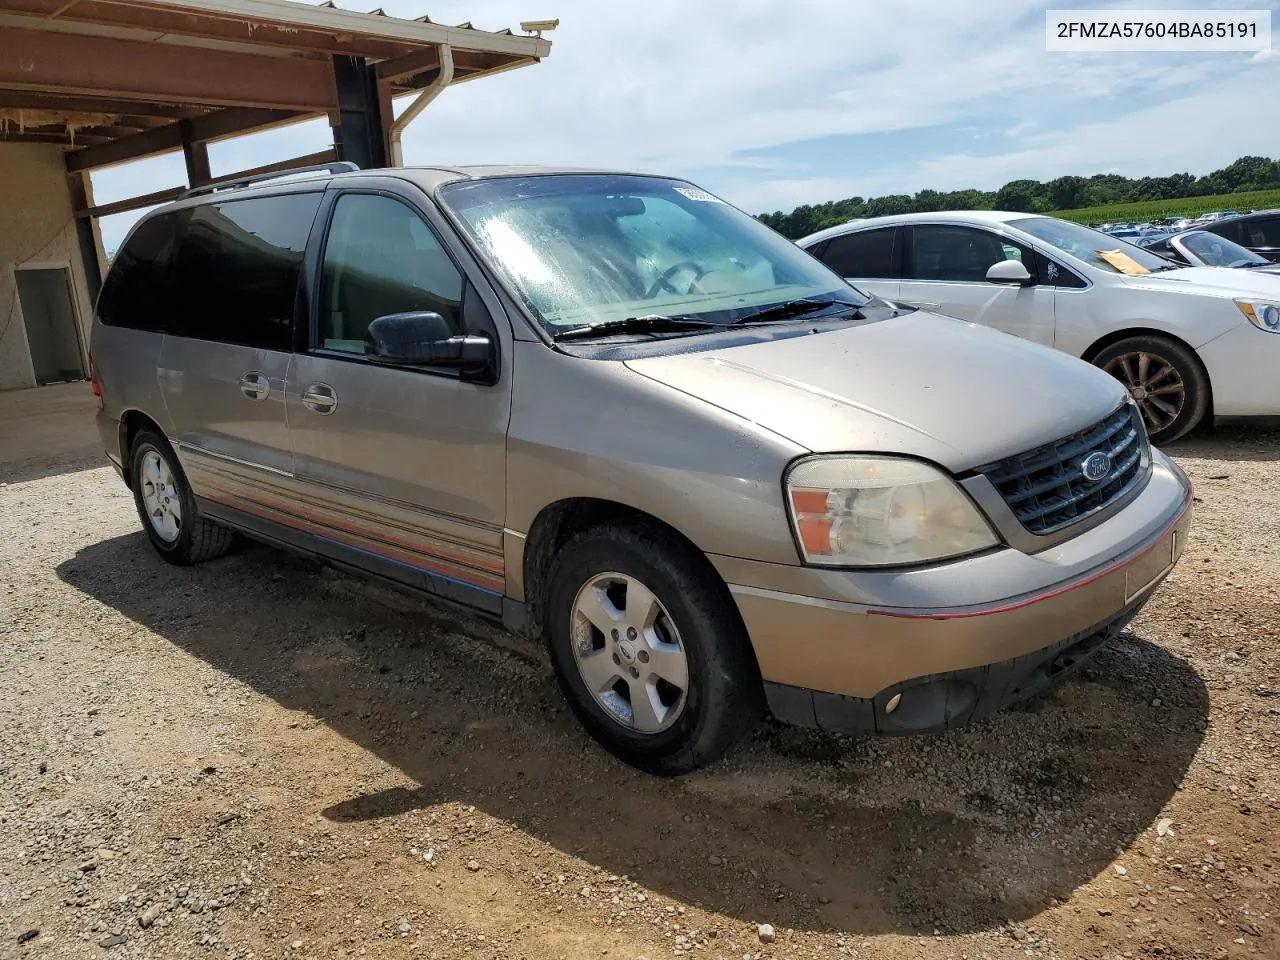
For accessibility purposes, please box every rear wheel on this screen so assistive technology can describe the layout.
[129,429,234,565]
[1093,335,1209,444]
[544,521,762,775]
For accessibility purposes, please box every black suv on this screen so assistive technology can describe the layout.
[1201,210,1280,263]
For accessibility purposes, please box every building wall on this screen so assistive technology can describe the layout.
[0,144,97,391]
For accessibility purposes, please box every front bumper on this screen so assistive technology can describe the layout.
[717,450,1192,734]
[1195,320,1280,417]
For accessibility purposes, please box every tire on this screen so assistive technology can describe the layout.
[544,520,762,775]
[1092,335,1210,444]
[129,429,234,566]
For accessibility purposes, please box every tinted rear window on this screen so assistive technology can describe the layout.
[1242,216,1280,248]
[97,211,189,331]
[168,193,321,350]
[818,227,898,278]
[1204,220,1241,244]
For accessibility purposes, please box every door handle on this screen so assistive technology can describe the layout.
[239,371,270,401]
[301,382,338,415]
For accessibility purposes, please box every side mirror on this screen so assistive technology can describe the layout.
[986,259,1033,285]
[366,311,492,371]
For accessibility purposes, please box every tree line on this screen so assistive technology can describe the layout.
[756,155,1280,239]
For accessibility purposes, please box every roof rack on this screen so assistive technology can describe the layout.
[180,161,360,199]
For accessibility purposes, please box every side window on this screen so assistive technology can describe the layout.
[97,211,189,331]
[318,193,463,354]
[1244,216,1280,248]
[1034,250,1086,288]
[910,226,1022,282]
[169,193,320,350]
[1208,220,1243,244]
[818,228,897,278]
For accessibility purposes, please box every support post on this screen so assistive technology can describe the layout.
[180,120,212,187]
[65,171,104,305]
[331,54,389,170]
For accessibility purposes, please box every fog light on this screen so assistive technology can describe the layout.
[885,692,902,714]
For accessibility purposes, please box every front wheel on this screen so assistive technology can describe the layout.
[1093,335,1209,444]
[544,521,762,775]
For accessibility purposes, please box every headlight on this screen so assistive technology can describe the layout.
[1236,299,1280,333]
[785,456,998,568]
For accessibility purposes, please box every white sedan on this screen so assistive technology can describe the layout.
[798,211,1280,442]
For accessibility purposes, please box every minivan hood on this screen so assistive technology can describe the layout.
[1128,265,1280,297]
[624,312,1128,473]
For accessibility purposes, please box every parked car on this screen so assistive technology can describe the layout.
[1144,230,1280,275]
[1107,227,1144,242]
[798,211,1280,442]
[1200,210,1280,263]
[91,166,1192,775]
[1136,229,1172,248]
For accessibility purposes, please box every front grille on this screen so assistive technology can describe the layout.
[982,403,1149,535]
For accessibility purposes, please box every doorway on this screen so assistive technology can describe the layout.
[16,266,85,385]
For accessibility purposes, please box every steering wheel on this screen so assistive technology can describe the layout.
[645,261,710,299]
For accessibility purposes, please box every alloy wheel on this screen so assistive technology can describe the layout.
[139,449,182,543]
[1102,351,1185,434]
[569,572,689,733]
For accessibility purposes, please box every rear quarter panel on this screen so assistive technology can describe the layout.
[89,319,171,459]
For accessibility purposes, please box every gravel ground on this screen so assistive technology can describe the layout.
[1,384,1277,960]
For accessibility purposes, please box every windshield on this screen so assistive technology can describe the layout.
[439,174,869,332]
[1179,231,1270,268]
[1011,216,1174,275]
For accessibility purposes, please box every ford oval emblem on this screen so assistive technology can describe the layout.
[1080,451,1112,483]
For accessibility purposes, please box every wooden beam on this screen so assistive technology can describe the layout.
[79,125,154,139]
[0,26,339,112]
[65,107,302,172]
[0,0,415,61]
[117,115,177,130]
[375,47,440,83]
[0,91,209,120]
[76,149,338,219]
[64,123,182,171]
[198,148,339,188]
[186,107,304,143]
[76,186,187,220]
[0,130,110,146]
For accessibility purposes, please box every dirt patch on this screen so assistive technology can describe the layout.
[1,397,1277,960]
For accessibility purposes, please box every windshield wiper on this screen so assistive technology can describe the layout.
[552,314,719,342]
[729,297,863,325]
[553,298,865,342]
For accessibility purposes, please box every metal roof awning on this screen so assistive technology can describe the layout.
[0,0,553,171]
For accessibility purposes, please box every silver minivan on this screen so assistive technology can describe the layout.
[90,164,1192,774]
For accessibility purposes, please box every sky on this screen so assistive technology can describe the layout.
[91,0,1280,250]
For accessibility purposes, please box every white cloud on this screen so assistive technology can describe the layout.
[720,61,1280,214]
[390,0,1200,171]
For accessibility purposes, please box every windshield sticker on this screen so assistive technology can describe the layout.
[674,186,723,203]
[1096,249,1151,275]
[1045,261,1060,281]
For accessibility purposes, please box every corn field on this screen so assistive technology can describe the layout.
[1051,189,1280,224]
